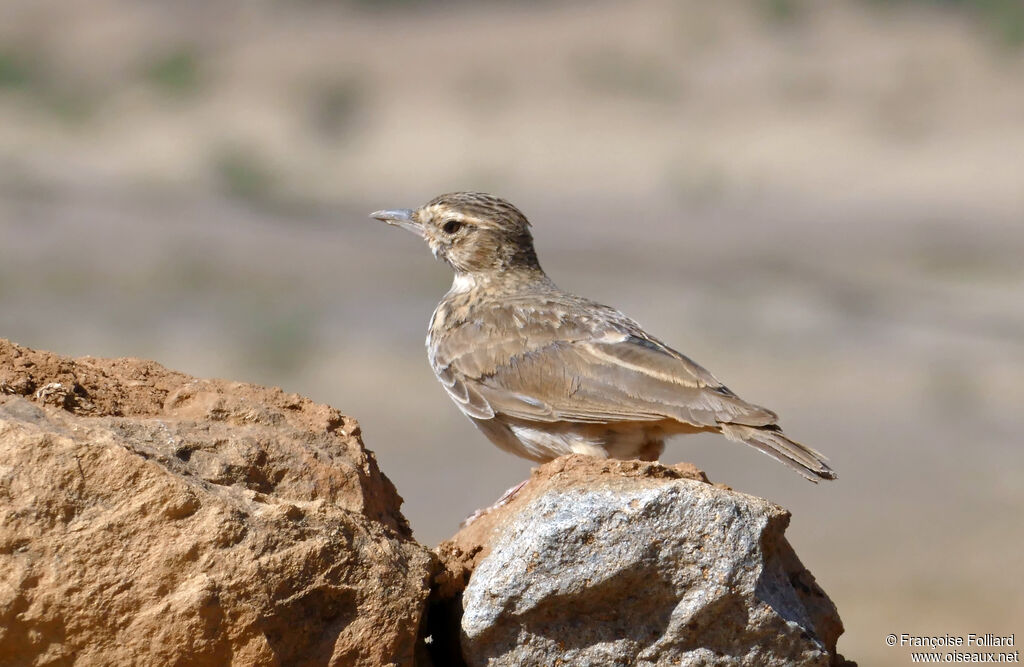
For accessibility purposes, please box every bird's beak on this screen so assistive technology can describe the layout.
[370,208,423,238]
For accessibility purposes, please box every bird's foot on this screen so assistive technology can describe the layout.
[460,479,529,528]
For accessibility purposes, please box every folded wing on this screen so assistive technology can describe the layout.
[431,298,777,429]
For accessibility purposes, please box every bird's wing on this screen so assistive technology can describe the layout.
[431,298,777,428]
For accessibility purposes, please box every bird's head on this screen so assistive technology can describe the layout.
[371,192,540,275]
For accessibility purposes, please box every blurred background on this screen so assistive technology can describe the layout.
[2,0,1022,663]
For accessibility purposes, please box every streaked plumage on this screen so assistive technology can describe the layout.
[371,192,836,482]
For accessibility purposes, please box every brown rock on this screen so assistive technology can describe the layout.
[0,339,434,666]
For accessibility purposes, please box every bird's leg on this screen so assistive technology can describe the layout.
[637,438,666,462]
[495,478,529,505]
[460,478,530,528]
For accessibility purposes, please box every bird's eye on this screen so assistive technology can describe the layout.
[442,220,463,235]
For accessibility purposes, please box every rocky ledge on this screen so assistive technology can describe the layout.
[431,456,850,666]
[0,339,850,666]
[0,339,434,665]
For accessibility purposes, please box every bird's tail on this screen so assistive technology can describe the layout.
[719,423,836,483]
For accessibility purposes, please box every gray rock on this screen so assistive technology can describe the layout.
[434,456,846,666]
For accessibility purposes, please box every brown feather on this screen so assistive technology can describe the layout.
[375,192,836,482]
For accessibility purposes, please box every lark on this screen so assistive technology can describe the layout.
[371,192,835,482]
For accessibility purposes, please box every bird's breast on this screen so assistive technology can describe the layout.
[426,290,478,371]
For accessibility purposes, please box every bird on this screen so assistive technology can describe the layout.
[370,192,836,482]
